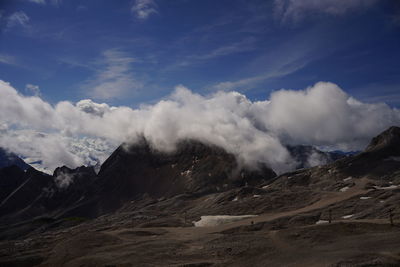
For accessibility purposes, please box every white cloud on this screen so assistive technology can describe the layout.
[0,127,117,174]
[131,0,158,20]
[25,84,41,97]
[55,171,74,188]
[0,80,399,173]
[76,99,113,117]
[83,49,142,100]
[274,0,378,24]
[6,11,30,29]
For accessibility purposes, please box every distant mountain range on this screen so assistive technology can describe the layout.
[0,137,362,223]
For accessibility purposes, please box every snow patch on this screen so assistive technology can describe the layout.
[232,196,239,202]
[194,215,257,227]
[262,185,270,189]
[316,220,329,225]
[343,177,352,182]
[384,156,400,162]
[253,195,261,198]
[373,185,398,190]
[360,196,372,200]
[339,186,350,192]
[342,214,354,219]
[180,170,192,176]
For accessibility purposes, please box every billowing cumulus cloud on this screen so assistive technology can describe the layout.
[76,99,113,117]
[0,80,399,173]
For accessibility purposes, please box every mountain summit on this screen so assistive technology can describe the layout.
[365,126,400,156]
[0,148,30,170]
[94,139,277,213]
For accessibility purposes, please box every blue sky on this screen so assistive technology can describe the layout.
[1,0,400,107]
[1,0,400,172]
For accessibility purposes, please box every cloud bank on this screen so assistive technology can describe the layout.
[0,80,399,173]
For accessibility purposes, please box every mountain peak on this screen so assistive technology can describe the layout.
[0,148,30,170]
[365,126,400,155]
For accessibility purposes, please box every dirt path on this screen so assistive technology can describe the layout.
[104,177,372,243]
[157,177,372,239]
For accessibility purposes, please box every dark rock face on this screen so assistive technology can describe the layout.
[0,165,27,204]
[94,139,276,213]
[0,147,30,170]
[0,165,98,223]
[0,167,53,219]
[53,165,96,189]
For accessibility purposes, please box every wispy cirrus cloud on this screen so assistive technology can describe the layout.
[83,49,142,100]
[0,54,18,66]
[25,84,41,97]
[131,0,158,20]
[165,38,258,71]
[190,38,257,61]
[210,28,322,91]
[210,60,308,92]
[28,0,62,6]
[29,0,46,5]
[6,11,30,30]
[274,0,378,24]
